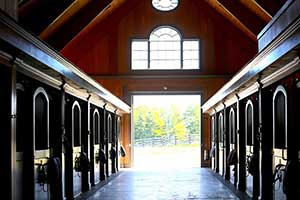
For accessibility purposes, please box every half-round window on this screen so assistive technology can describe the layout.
[152,0,179,11]
[150,27,181,69]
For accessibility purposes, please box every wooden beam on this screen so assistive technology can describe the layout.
[239,0,272,23]
[39,0,90,40]
[0,0,17,20]
[61,0,128,53]
[205,0,257,41]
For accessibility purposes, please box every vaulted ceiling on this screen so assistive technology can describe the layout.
[17,0,287,52]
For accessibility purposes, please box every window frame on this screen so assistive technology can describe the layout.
[130,26,201,71]
[272,85,288,149]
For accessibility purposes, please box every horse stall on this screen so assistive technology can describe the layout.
[217,112,225,177]
[227,106,237,186]
[106,112,113,177]
[15,72,63,200]
[115,116,121,171]
[90,105,102,186]
[99,108,107,181]
[210,115,216,172]
[202,1,300,199]
[0,11,130,200]
[64,96,89,199]
[243,95,260,199]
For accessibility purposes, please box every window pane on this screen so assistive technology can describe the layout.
[183,40,199,69]
[183,51,199,59]
[183,60,199,69]
[132,40,148,69]
[132,50,148,60]
[183,41,199,50]
[150,60,181,69]
[132,60,148,69]
[132,41,148,50]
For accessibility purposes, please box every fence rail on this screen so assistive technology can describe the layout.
[135,134,200,147]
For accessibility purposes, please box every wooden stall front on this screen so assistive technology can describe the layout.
[203,1,300,199]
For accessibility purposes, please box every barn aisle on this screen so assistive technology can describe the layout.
[85,168,241,200]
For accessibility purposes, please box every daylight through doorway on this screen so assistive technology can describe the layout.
[132,95,201,170]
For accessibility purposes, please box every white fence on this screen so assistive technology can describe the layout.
[135,134,200,147]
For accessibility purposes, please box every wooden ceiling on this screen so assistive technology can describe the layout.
[17,0,286,51]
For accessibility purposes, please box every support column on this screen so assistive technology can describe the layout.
[224,104,230,181]
[257,81,263,200]
[260,87,273,199]
[0,62,16,200]
[214,109,219,173]
[103,104,109,177]
[120,113,132,168]
[81,100,90,192]
[237,94,246,192]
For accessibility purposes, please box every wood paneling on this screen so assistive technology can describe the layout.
[61,0,257,76]
[93,77,230,102]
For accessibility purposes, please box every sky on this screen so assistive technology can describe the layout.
[133,95,201,110]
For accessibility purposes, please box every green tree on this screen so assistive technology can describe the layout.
[152,108,167,137]
[133,106,155,139]
[183,104,200,136]
[168,105,187,140]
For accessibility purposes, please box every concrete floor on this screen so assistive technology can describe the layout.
[85,168,240,200]
[134,146,201,170]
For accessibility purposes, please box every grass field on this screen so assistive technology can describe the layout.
[133,146,201,170]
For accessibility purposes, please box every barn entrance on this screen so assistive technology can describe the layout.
[132,95,201,170]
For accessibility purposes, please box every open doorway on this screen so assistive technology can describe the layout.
[132,95,201,170]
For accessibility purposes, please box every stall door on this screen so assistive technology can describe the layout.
[229,108,237,185]
[218,113,224,176]
[272,86,287,199]
[106,114,112,177]
[92,109,101,184]
[211,116,216,171]
[245,101,254,197]
[33,87,50,200]
[72,101,82,198]
[116,117,121,171]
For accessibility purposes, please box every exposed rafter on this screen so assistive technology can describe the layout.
[62,0,129,53]
[239,0,272,23]
[39,0,91,41]
[205,0,257,41]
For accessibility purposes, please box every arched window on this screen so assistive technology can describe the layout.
[72,101,81,147]
[152,0,179,11]
[218,113,224,144]
[93,109,100,145]
[245,100,254,146]
[131,26,200,70]
[33,87,49,151]
[229,108,235,144]
[117,117,121,139]
[273,86,287,149]
[150,27,181,69]
[211,116,215,142]
[107,114,112,143]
